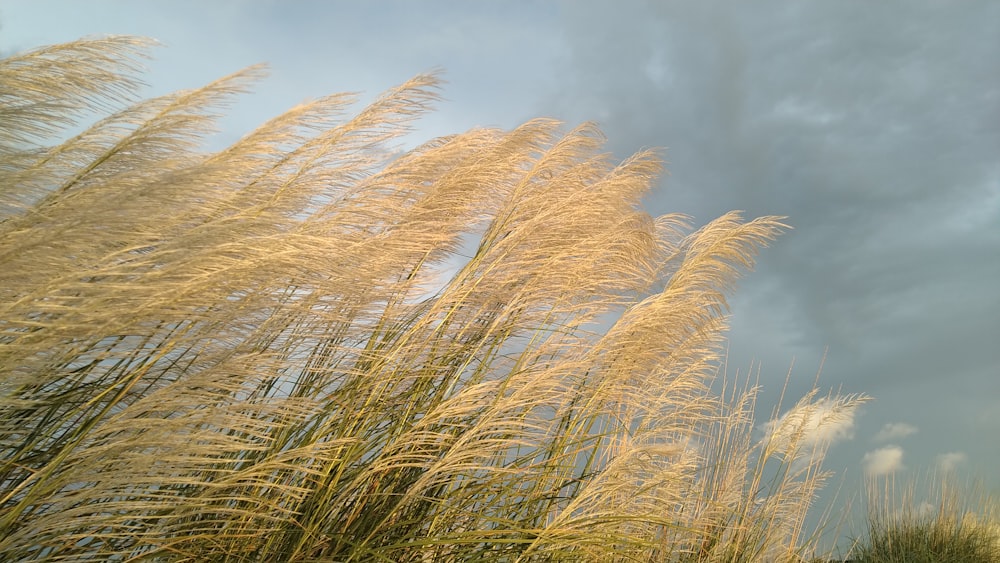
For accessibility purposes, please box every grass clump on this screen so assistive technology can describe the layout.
[847,475,1000,563]
[1,36,866,561]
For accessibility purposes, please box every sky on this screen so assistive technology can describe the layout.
[3,0,998,548]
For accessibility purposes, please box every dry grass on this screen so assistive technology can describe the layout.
[1,36,866,562]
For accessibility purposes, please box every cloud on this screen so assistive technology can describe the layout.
[975,399,1000,430]
[873,422,918,443]
[552,0,1000,500]
[936,451,968,473]
[916,501,936,518]
[863,446,905,475]
[762,396,861,457]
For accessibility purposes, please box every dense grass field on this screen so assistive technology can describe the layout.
[1,36,996,562]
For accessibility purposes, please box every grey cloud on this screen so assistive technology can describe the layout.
[546,0,1000,494]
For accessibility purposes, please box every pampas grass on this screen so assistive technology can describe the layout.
[1,35,866,562]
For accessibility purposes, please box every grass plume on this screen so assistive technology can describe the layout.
[1,36,866,562]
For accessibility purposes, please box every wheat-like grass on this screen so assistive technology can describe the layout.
[0,36,865,562]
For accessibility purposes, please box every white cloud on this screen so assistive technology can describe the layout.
[916,501,936,519]
[863,446,905,475]
[873,422,918,443]
[762,396,860,457]
[936,451,968,473]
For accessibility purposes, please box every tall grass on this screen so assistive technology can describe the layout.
[846,474,1000,563]
[1,36,865,562]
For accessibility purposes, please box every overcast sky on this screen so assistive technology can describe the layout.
[3,0,998,548]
